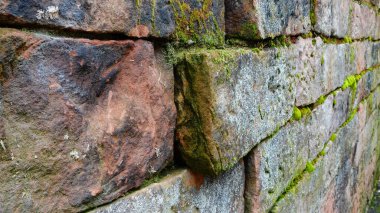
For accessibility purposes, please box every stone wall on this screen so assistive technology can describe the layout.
[0,0,379,212]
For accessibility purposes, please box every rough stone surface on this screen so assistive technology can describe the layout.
[292,38,353,105]
[225,0,311,39]
[91,161,245,213]
[0,29,176,212]
[175,47,296,175]
[244,89,351,213]
[349,2,378,39]
[274,89,380,213]
[0,0,224,44]
[273,114,360,213]
[313,0,350,38]
[175,38,380,176]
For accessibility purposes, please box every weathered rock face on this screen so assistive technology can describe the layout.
[313,0,350,38]
[273,87,380,212]
[244,89,352,213]
[175,38,380,176]
[91,161,245,213]
[313,0,380,39]
[0,0,224,45]
[175,48,296,175]
[0,29,176,212]
[225,0,311,39]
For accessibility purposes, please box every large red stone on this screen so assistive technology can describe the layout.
[0,28,175,212]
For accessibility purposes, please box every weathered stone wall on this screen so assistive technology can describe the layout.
[0,0,379,212]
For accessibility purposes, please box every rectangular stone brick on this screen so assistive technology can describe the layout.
[91,162,245,213]
[0,28,176,212]
[313,0,350,38]
[244,89,351,213]
[292,38,352,105]
[0,0,224,45]
[225,0,311,39]
[349,1,378,39]
[175,47,296,175]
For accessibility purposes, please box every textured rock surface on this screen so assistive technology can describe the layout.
[91,162,245,213]
[225,0,311,39]
[313,0,350,38]
[273,88,380,213]
[175,47,296,175]
[292,38,352,105]
[0,29,176,212]
[0,0,224,44]
[244,89,351,213]
[349,2,379,39]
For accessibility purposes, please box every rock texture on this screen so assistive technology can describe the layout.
[313,0,350,37]
[244,89,352,213]
[0,0,224,44]
[91,162,245,213]
[175,38,380,176]
[273,87,380,212]
[313,0,380,39]
[225,0,311,39]
[175,48,296,175]
[0,29,176,212]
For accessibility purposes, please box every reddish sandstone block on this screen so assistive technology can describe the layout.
[0,28,175,212]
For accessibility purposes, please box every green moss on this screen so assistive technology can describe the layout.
[310,0,317,26]
[169,0,224,47]
[320,149,326,156]
[315,95,326,105]
[321,54,324,65]
[344,36,353,43]
[329,133,337,142]
[312,39,317,46]
[333,99,337,106]
[306,161,315,173]
[241,22,260,39]
[341,108,358,127]
[342,75,357,90]
[300,107,312,118]
[293,107,302,121]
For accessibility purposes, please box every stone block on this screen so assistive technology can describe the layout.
[175,47,296,175]
[313,0,350,38]
[91,162,245,213]
[349,2,377,39]
[0,0,224,45]
[0,28,176,212]
[225,0,311,39]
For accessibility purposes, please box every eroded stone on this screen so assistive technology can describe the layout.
[91,161,245,213]
[175,47,296,175]
[0,0,224,45]
[244,89,351,213]
[0,28,176,212]
[225,0,311,39]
